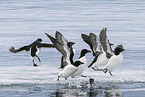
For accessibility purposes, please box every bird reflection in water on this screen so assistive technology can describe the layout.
[53,78,123,97]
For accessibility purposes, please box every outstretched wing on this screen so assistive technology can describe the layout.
[89,33,102,56]
[88,33,97,53]
[55,31,71,65]
[38,43,55,48]
[55,31,68,47]
[87,33,103,68]
[81,33,102,56]
[45,32,71,66]
[81,34,94,53]
[81,34,90,45]
[9,45,30,53]
[99,28,113,58]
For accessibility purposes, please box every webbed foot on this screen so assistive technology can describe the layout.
[81,75,87,77]
[33,63,38,67]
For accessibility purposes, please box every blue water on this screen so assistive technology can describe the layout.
[0,0,145,96]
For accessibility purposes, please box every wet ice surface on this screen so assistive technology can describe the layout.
[0,65,145,96]
[0,84,145,97]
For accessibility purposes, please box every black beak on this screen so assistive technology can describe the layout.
[122,48,125,51]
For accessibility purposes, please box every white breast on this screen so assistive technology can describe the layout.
[72,48,76,56]
[104,53,123,72]
[71,56,87,77]
[92,52,108,69]
[59,64,78,79]
[36,47,41,55]
[30,46,41,60]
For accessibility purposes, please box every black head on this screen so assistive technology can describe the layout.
[73,61,84,67]
[37,38,42,42]
[79,49,91,58]
[68,42,75,48]
[81,49,91,54]
[114,44,125,55]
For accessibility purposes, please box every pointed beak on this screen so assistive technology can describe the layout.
[69,42,75,45]
[110,43,114,45]
[122,48,125,51]
[80,61,84,64]
[72,42,75,45]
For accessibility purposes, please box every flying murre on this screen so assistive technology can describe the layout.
[81,28,114,71]
[9,38,55,66]
[71,49,91,77]
[45,31,91,80]
[57,49,91,80]
[103,44,125,76]
[57,61,84,81]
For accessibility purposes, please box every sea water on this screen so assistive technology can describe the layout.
[0,0,145,96]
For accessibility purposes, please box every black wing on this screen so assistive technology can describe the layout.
[81,34,91,45]
[89,33,101,56]
[82,33,102,56]
[99,28,113,58]
[55,31,75,65]
[38,43,55,48]
[81,34,94,52]
[9,45,30,53]
[45,33,71,67]
[45,33,65,54]
[55,31,68,46]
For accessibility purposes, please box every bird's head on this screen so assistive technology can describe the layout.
[81,49,91,55]
[37,38,42,42]
[114,44,125,55]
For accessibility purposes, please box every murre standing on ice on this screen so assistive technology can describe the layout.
[9,38,55,66]
[81,28,114,71]
[45,31,75,68]
[45,31,91,80]
[103,44,125,76]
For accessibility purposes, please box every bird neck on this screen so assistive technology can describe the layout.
[70,47,74,64]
